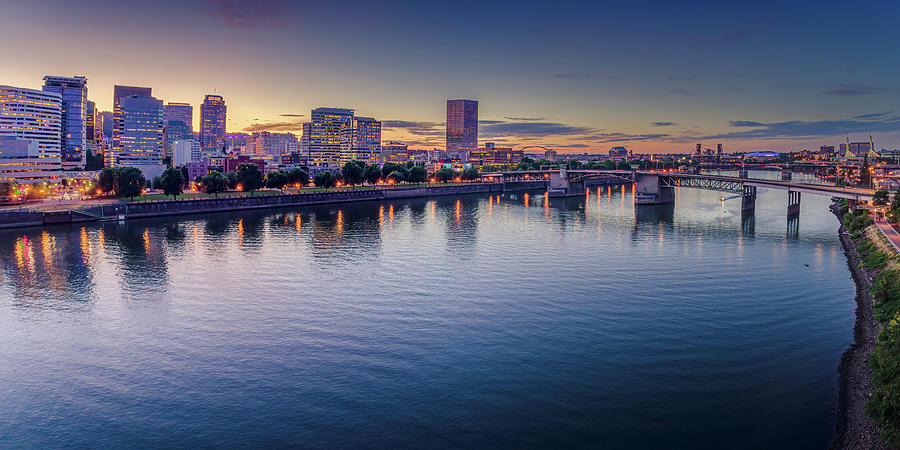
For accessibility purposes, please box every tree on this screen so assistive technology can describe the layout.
[287,167,310,187]
[386,170,404,183]
[381,163,408,181]
[202,171,228,196]
[364,164,381,184]
[180,166,190,188]
[462,168,480,180]
[313,171,336,188]
[162,156,172,168]
[265,170,288,189]
[152,176,162,190]
[225,171,238,189]
[160,166,185,199]
[85,149,104,170]
[98,167,116,194]
[236,163,264,193]
[874,189,890,206]
[516,156,535,171]
[341,160,365,185]
[115,167,146,199]
[433,168,454,183]
[408,166,427,184]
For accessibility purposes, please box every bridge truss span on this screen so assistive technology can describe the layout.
[661,175,743,194]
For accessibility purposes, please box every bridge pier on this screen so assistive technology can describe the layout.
[634,174,674,205]
[787,190,801,216]
[741,185,756,214]
[782,169,792,181]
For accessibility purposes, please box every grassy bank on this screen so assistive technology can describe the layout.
[848,211,900,446]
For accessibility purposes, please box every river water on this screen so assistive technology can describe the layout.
[0,172,854,448]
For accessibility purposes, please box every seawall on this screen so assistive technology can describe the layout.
[0,181,567,229]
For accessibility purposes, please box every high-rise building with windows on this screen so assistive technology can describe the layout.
[381,141,409,164]
[0,85,62,160]
[85,100,97,156]
[446,99,478,154]
[200,95,226,152]
[341,117,381,165]
[115,95,164,175]
[0,86,63,183]
[111,85,152,166]
[301,107,354,171]
[100,111,113,139]
[42,76,87,170]
[165,102,193,132]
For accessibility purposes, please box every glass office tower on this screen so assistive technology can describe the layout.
[200,95,226,152]
[42,76,87,169]
[446,99,478,154]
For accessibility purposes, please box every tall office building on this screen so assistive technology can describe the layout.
[100,111,113,138]
[85,100,97,156]
[341,117,381,165]
[115,95,165,175]
[301,107,354,171]
[200,95,226,152]
[446,99,478,154]
[381,141,409,164]
[0,86,62,179]
[165,102,193,132]
[111,85,152,166]
[42,76,88,169]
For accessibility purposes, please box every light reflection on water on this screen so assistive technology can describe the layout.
[0,172,854,448]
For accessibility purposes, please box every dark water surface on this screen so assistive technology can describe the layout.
[0,173,855,448]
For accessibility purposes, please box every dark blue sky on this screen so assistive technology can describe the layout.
[2,0,898,152]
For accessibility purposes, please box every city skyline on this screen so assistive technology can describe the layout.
[2,0,900,154]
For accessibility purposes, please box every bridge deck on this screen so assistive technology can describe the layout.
[488,170,875,201]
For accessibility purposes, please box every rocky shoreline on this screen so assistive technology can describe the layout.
[830,204,883,450]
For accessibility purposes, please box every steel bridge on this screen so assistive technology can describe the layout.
[484,169,875,215]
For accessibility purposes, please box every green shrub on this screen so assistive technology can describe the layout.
[868,315,900,447]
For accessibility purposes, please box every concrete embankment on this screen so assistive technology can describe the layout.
[830,204,883,450]
[0,181,565,229]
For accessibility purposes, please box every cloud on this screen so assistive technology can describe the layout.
[729,120,765,127]
[480,122,592,137]
[587,132,670,143]
[478,120,505,125]
[823,84,887,96]
[203,0,291,29]
[697,113,900,140]
[666,73,697,81]
[382,120,443,137]
[242,121,302,133]
[668,88,693,96]
[504,117,545,121]
[553,73,591,80]
[279,113,304,117]
[651,122,677,127]
[854,111,893,120]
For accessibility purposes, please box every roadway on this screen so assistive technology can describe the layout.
[875,220,900,254]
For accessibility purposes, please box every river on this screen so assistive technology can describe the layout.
[0,172,855,448]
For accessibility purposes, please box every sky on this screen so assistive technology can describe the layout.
[2,0,899,153]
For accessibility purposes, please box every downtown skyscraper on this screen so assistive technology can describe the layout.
[446,99,478,154]
[42,76,88,170]
[116,95,165,171]
[301,107,354,171]
[200,95,226,153]
[0,85,63,183]
[341,117,381,165]
[111,85,152,167]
